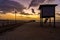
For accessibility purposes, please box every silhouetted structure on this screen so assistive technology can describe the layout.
[31,9,35,14]
[39,4,57,28]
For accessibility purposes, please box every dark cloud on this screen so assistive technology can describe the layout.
[29,0,45,8]
[20,12,32,15]
[47,0,55,2]
[29,0,55,8]
[0,0,25,13]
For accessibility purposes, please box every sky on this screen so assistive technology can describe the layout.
[11,0,60,13]
[12,0,31,8]
[0,0,60,13]
[0,0,26,12]
[0,0,60,21]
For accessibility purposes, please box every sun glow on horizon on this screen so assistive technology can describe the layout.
[0,13,40,21]
[0,12,60,22]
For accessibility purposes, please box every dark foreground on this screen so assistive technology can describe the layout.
[0,22,60,40]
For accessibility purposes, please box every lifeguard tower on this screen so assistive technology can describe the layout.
[39,4,57,28]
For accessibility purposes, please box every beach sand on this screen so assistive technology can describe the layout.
[0,22,60,40]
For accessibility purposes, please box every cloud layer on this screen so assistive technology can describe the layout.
[29,0,55,8]
[0,0,25,13]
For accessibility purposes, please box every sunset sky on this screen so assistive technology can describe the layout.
[11,0,60,12]
[0,0,60,21]
[0,0,60,13]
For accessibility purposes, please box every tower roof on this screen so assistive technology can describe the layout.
[39,4,57,9]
